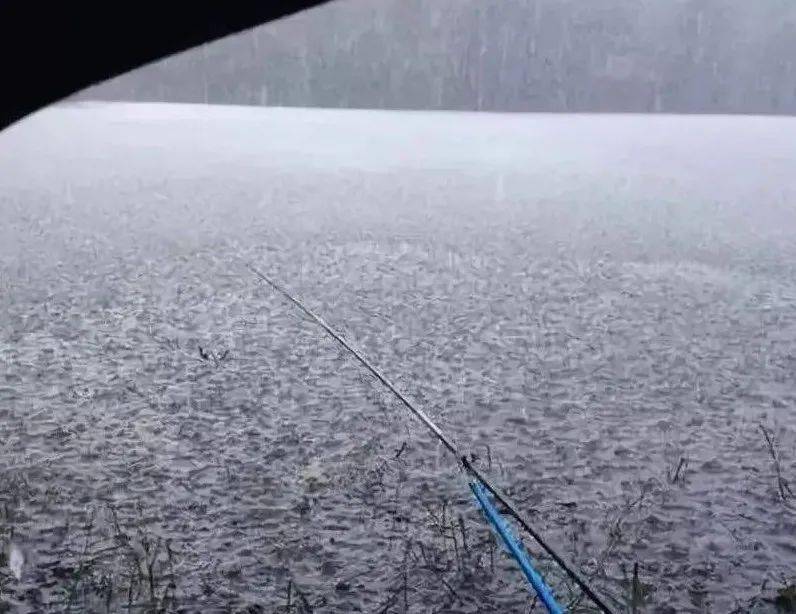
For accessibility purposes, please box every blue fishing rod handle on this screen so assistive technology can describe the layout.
[469,479,566,614]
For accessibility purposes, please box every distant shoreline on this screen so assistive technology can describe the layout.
[59,98,796,120]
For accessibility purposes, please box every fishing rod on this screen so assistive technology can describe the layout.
[247,262,616,614]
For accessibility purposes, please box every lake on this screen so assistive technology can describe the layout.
[1,102,795,612]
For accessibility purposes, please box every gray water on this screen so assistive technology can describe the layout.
[1,103,795,612]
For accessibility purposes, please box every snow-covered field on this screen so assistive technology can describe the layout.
[1,102,795,612]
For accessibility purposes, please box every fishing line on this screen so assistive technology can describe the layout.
[247,262,616,614]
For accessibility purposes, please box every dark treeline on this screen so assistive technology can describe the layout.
[76,0,796,114]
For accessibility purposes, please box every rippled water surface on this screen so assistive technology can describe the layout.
[1,103,795,612]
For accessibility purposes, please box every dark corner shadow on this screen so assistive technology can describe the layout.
[0,1,329,131]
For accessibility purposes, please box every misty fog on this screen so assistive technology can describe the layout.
[77,0,796,115]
